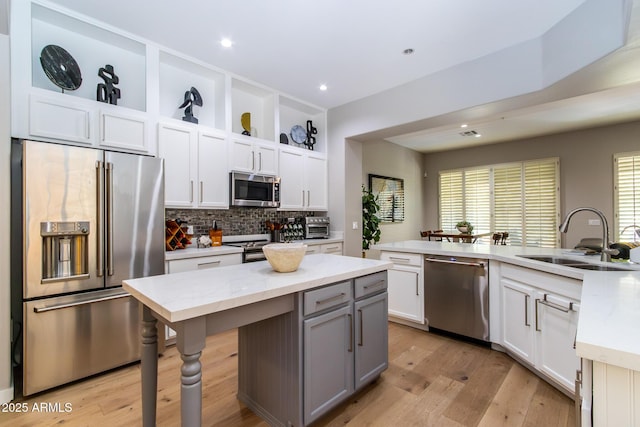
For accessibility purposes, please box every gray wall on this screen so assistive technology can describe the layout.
[362,140,424,258]
[423,120,640,249]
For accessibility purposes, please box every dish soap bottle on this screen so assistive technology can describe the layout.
[209,221,223,246]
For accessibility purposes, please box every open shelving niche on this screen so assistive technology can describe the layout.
[30,2,147,112]
[231,77,276,142]
[158,50,226,131]
[278,94,327,155]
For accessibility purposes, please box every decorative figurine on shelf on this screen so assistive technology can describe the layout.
[179,87,203,123]
[306,120,317,150]
[96,64,121,105]
[241,112,251,136]
[40,45,82,93]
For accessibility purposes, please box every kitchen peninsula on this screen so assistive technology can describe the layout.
[374,239,640,426]
[123,254,392,427]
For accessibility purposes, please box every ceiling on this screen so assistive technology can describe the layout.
[43,0,640,152]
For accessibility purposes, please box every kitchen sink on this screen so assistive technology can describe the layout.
[517,255,631,271]
[517,255,589,265]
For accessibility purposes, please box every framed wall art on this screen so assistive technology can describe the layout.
[368,174,405,223]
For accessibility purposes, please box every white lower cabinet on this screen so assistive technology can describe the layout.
[592,361,640,427]
[499,263,581,395]
[305,241,343,255]
[166,253,242,273]
[380,251,424,324]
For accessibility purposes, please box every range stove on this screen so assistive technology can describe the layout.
[225,238,270,263]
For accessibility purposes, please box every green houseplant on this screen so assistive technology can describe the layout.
[456,220,474,234]
[362,185,381,256]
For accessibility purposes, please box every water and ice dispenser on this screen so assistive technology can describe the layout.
[41,221,90,282]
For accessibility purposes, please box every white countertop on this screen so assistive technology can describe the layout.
[124,254,391,323]
[375,240,640,371]
[164,238,344,261]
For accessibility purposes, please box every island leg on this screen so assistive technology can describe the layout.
[141,305,158,427]
[175,317,206,427]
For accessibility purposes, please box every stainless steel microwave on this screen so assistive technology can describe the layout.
[230,172,280,207]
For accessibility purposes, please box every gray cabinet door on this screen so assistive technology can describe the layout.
[304,304,354,424]
[354,292,388,390]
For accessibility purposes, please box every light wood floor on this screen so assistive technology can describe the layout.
[1,323,575,426]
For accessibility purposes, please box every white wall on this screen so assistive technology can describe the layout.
[362,140,424,259]
[1,31,13,403]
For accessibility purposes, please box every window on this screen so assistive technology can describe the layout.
[439,158,560,247]
[614,152,640,241]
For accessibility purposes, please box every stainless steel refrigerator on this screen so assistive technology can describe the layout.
[10,139,165,396]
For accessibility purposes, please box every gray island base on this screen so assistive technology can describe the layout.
[123,254,392,427]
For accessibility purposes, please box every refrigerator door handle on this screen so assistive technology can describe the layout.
[96,161,105,277]
[33,291,130,313]
[106,162,114,276]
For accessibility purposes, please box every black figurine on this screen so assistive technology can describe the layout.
[179,87,203,124]
[97,64,121,105]
[306,120,317,150]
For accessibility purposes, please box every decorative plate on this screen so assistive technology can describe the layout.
[290,125,307,145]
[39,45,82,91]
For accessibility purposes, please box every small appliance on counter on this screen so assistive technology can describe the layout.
[304,216,330,239]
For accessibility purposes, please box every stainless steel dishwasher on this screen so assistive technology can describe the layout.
[424,255,489,342]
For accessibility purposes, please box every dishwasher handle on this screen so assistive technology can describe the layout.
[425,257,485,268]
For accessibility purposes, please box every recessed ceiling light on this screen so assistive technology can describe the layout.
[319,84,328,91]
[220,38,233,48]
[474,133,482,138]
[461,124,468,128]
[403,48,414,55]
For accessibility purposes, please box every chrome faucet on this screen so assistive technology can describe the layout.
[559,207,613,262]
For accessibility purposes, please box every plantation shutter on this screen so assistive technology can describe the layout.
[463,168,491,234]
[523,159,559,248]
[439,171,463,231]
[614,152,640,241]
[493,165,523,246]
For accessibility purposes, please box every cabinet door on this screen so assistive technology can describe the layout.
[167,254,242,273]
[305,154,328,210]
[197,131,228,208]
[536,292,580,393]
[100,108,148,153]
[278,149,304,209]
[501,278,535,364]
[255,143,277,175]
[158,123,196,207]
[229,139,255,173]
[305,245,321,255]
[354,292,388,390]
[29,92,93,144]
[304,305,354,424]
[387,265,424,324]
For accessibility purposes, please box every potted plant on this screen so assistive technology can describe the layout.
[362,185,381,256]
[456,220,474,234]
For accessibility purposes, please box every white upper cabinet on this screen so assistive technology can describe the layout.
[11,0,329,209]
[279,147,327,211]
[158,121,229,209]
[11,1,151,153]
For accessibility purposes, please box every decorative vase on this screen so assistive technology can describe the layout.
[457,226,469,233]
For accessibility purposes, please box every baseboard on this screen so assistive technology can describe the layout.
[0,385,14,404]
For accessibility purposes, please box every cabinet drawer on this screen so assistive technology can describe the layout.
[304,281,352,316]
[167,254,242,273]
[380,252,422,267]
[354,272,387,299]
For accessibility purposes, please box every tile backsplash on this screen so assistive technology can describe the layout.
[165,207,324,238]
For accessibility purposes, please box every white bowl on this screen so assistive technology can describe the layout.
[262,243,307,272]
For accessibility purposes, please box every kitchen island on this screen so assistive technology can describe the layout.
[123,253,392,427]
